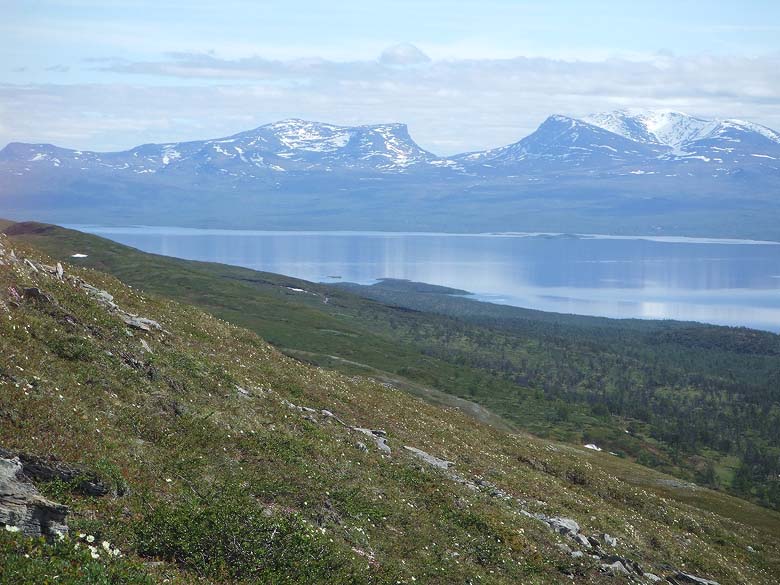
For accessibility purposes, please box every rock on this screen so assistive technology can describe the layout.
[356,441,369,453]
[672,572,720,585]
[23,259,39,273]
[121,314,162,331]
[746,545,755,553]
[546,516,580,537]
[139,339,153,354]
[353,428,391,454]
[403,446,454,469]
[574,533,591,548]
[0,448,109,497]
[556,543,572,554]
[56,262,64,279]
[601,560,630,576]
[22,287,53,304]
[571,551,584,559]
[645,574,662,583]
[79,283,118,310]
[0,456,68,539]
[603,533,617,547]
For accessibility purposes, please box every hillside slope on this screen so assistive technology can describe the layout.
[1,230,780,583]
[6,221,780,513]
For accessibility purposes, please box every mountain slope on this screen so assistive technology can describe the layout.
[1,227,780,583]
[5,220,780,515]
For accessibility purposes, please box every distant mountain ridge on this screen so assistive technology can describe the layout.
[3,110,779,175]
[1,110,779,238]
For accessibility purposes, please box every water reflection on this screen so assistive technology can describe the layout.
[70,227,780,332]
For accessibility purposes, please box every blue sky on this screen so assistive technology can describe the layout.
[2,1,779,153]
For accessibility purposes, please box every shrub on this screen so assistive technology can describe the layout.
[134,485,366,584]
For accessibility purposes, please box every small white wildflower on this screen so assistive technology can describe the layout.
[4,524,20,533]
[165,478,172,483]
[90,550,100,559]
[78,533,86,539]
[102,541,111,552]
[86,535,95,543]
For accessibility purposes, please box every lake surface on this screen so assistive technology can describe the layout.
[69,226,780,332]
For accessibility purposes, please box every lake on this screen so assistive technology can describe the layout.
[68,226,780,332]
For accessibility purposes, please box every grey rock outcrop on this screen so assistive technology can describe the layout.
[546,516,580,537]
[601,560,630,576]
[403,446,454,469]
[0,448,109,497]
[354,428,391,454]
[0,456,68,539]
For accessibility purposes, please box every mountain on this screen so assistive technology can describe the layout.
[0,118,444,177]
[1,110,779,238]
[453,115,666,171]
[2,223,780,583]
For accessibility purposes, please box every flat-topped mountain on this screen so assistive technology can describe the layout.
[1,110,779,237]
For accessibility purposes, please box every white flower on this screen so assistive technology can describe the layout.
[78,533,86,539]
[102,541,111,551]
[4,524,20,533]
[86,535,95,543]
[90,550,100,559]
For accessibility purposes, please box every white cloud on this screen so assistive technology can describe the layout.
[2,51,780,155]
[378,43,431,66]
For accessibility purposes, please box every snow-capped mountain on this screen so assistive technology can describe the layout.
[0,119,445,178]
[583,109,780,158]
[454,115,665,171]
[450,110,780,176]
[1,110,779,236]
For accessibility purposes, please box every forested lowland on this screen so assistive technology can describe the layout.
[5,221,780,513]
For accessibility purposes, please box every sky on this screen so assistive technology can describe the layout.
[2,0,780,154]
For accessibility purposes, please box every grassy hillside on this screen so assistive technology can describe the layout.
[2,227,780,583]
[6,221,780,513]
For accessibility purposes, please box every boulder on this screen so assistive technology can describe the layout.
[601,560,630,576]
[0,456,68,539]
[0,448,109,497]
[121,313,162,332]
[23,287,53,303]
[353,428,391,454]
[403,446,454,469]
[547,517,580,537]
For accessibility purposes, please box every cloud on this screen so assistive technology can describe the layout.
[3,51,780,155]
[378,43,431,66]
[44,64,70,73]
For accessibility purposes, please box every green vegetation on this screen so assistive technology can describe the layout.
[1,226,780,583]
[7,221,780,513]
